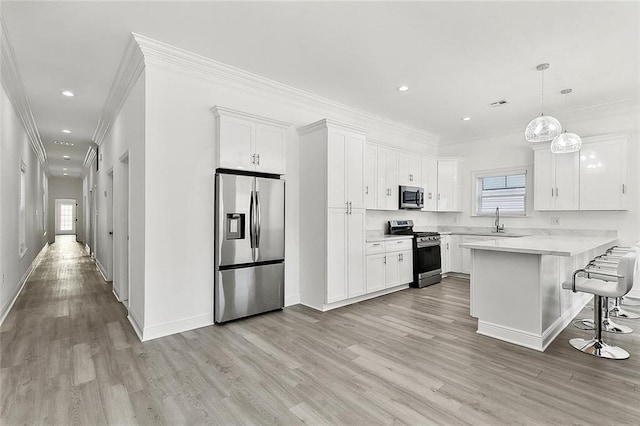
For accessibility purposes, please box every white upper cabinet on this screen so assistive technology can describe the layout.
[397,152,422,186]
[364,144,377,209]
[421,157,438,211]
[533,147,580,211]
[327,127,365,209]
[437,160,461,212]
[579,135,628,211]
[213,106,289,175]
[375,147,399,211]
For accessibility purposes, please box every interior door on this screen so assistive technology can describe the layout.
[55,199,76,235]
[254,177,285,262]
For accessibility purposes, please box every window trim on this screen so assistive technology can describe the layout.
[471,166,532,217]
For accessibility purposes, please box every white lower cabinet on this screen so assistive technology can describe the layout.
[327,208,365,303]
[366,238,413,292]
[440,235,451,274]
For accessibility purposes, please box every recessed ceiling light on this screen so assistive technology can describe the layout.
[63,168,68,171]
[62,129,71,134]
[61,90,75,97]
[63,173,68,176]
[63,155,70,160]
[54,140,74,146]
[461,117,472,121]
[397,85,409,92]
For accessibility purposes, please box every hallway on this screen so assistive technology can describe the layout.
[2,236,640,425]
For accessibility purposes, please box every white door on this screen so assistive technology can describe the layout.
[533,149,554,211]
[553,151,580,210]
[385,252,399,288]
[326,208,347,304]
[366,253,386,293]
[346,133,365,209]
[422,157,438,211]
[55,199,76,236]
[385,150,398,210]
[106,170,114,281]
[579,140,627,210]
[376,148,388,209]
[347,209,365,298]
[218,116,254,171]
[397,152,411,185]
[437,160,458,211]
[327,130,347,209]
[254,124,286,175]
[363,144,377,209]
[409,157,422,186]
[121,158,130,302]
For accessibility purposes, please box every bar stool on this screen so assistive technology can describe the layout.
[562,251,637,360]
[595,244,640,318]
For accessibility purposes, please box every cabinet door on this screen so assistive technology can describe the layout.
[366,254,386,293]
[397,153,411,186]
[554,151,580,210]
[398,250,414,284]
[437,160,459,211]
[376,148,388,210]
[326,209,347,303]
[347,209,366,298]
[533,149,554,211]
[440,235,451,273]
[254,124,286,175]
[327,130,347,209]
[449,235,463,273]
[218,116,254,171]
[385,150,399,210]
[421,157,438,211]
[409,157,422,186]
[364,145,377,209]
[385,252,400,288]
[579,140,627,210]
[346,134,365,209]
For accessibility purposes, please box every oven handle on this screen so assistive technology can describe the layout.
[416,242,441,248]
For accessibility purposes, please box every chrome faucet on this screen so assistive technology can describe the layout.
[495,207,505,233]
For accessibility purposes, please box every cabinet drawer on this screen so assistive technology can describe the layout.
[385,238,412,253]
[366,242,385,255]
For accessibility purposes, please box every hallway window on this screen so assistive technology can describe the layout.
[59,204,73,231]
[19,162,27,257]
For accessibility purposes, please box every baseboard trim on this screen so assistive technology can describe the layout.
[94,258,112,283]
[299,284,410,313]
[0,243,49,326]
[541,293,592,351]
[127,311,144,341]
[112,288,122,302]
[285,294,299,307]
[141,313,213,341]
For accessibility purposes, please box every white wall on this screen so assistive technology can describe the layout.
[437,109,640,245]
[0,83,48,323]
[47,177,83,244]
[86,73,146,331]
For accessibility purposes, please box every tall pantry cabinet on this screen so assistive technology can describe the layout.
[298,119,367,310]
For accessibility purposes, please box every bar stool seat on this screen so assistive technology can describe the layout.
[562,251,637,360]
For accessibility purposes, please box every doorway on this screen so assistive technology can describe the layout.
[55,199,77,237]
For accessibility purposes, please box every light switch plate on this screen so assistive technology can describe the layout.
[550,217,560,225]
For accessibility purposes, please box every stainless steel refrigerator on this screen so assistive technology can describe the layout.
[214,172,285,323]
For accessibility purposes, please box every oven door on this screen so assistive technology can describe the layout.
[414,243,442,287]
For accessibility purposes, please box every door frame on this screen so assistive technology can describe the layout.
[54,198,77,237]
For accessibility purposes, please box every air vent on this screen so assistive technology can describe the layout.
[489,99,509,107]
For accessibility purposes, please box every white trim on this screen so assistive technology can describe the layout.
[211,105,291,129]
[541,292,591,350]
[285,294,300,307]
[127,312,144,341]
[0,17,48,170]
[112,288,122,302]
[0,243,49,326]
[141,313,213,341]
[471,166,532,217]
[300,284,410,313]
[131,32,438,147]
[95,258,111,283]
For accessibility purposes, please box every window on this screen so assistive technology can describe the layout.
[474,168,529,216]
[19,162,27,257]
[59,204,74,231]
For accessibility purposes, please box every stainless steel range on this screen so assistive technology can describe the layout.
[388,220,442,288]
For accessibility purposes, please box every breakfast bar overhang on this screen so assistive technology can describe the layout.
[461,236,617,351]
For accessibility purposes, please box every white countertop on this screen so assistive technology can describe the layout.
[459,235,617,256]
[366,235,413,243]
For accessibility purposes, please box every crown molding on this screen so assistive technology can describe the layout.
[91,34,145,148]
[132,33,438,147]
[297,118,369,136]
[82,146,97,173]
[1,16,48,172]
[211,105,290,129]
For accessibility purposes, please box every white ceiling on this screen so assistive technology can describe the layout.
[3,1,639,177]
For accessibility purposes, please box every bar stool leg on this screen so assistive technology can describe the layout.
[610,297,640,319]
[569,295,630,360]
[572,298,632,333]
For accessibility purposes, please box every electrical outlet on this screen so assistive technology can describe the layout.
[550,217,560,225]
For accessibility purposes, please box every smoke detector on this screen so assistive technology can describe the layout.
[489,99,509,107]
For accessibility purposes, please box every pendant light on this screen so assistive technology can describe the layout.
[525,63,562,142]
[550,88,582,153]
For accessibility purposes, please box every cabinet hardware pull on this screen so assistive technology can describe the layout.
[365,186,369,195]
[556,187,559,197]
[446,243,449,249]
[437,193,441,200]
[383,256,386,264]
[622,184,626,194]
[256,154,260,165]
[551,188,554,197]
[349,202,352,215]
[251,154,256,164]
[399,253,403,261]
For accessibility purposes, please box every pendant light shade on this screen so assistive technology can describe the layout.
[550,132,582,153]
[525,63,562,143]
[525,115,563,142]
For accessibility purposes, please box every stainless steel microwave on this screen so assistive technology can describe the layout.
[399,185,424,209]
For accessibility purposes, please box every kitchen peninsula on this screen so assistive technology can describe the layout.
[461,235,616,351]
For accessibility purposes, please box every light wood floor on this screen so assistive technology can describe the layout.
[2,236,640,425]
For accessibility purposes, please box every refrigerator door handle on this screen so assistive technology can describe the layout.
[256,191,262,249]
[249,189,255,250]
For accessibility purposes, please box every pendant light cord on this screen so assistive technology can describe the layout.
[540,68,545,115]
